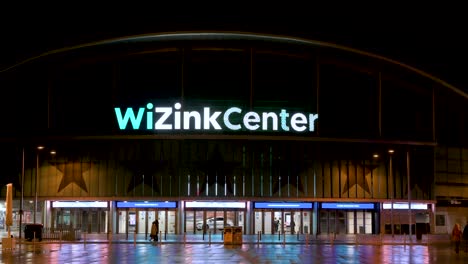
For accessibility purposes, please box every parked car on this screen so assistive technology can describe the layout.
[196,217,234,231]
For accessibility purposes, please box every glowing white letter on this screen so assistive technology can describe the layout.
[224,107,242,130]
[155,107,172,129]
[244,112,260,130]
[262,112,278,131]
[291,113,307,132]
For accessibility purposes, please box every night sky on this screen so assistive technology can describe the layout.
[1,6,468,94]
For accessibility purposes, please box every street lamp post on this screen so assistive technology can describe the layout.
[388,149,394,237]
[19,147,25,239]
[34,146,44,224]
[407,150,411,242]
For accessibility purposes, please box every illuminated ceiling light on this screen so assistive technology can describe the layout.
[373,154,379,158]
[37,146,44,150]
[388,149,395,154]
[50,150,56,155]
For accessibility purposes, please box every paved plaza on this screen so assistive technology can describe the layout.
[2,234,468,264]
[2,242,468,264]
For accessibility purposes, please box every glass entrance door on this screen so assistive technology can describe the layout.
[320,210,373,234]
[54,208,107,233]
[167,210,176,233]
[254,211,263,234]
[185,210,195,233]
[117,209,177,237]
[158,210,166,234]
[118,210,126,233]
[186,209,243,235]
[255,210,305,234]
[147,211,156,236]
[137,210,147,234]
[128,211,136,234]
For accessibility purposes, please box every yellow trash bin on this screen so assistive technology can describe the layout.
[224,227,233,245]
[232,226,242,245]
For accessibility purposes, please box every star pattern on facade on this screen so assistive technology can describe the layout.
[341,162,378,194]
[50,160,93,193]
[121,159,169,194]
[192,146,241,194]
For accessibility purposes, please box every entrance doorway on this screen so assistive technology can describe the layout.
[319,209,373,234]
[117,209,176,237]
[54,208,108,233]
[185,209,244,234]
[254,210,308,234]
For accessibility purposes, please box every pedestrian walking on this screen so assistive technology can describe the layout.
[150,219,159,242]
[463,221,468,253]
[452,223,462,254]
[274,218,279,233]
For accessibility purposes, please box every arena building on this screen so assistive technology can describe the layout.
[0,32,467,239]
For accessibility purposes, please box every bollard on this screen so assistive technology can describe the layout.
[257,231,260,245]
[133,231,136,247]
[209,230,212,246]
[184,231,186,246]
[165,231,167,241]
[159,231,162,245]
[297,232,299,240]
[282,232,286,246]
[109,231,112,244]
[305,233,309,245]
[278,230,281,241]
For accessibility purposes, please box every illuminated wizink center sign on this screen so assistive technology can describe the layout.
[114,103,318,133]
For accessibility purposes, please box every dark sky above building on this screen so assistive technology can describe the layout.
[1,5,467,93]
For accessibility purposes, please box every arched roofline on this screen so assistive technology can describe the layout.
[2,31,467,99]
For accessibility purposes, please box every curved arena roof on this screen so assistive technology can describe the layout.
[2,31,467,99]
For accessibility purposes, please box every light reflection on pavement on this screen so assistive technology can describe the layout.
[1,243,468,263]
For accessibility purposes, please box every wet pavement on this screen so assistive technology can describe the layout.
[2,233,468,263]
[2,240,468,263]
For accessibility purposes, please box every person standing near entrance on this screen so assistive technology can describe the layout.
[274,218,279,233]
[452,223,463,254]
[150,219,159,242]
[463,221,468,253]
